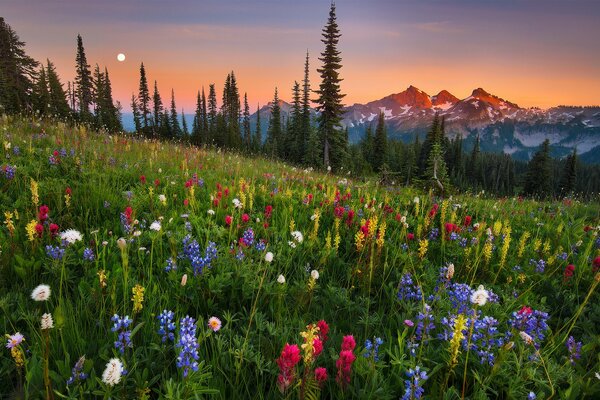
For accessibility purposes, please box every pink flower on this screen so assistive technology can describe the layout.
[336,350,356,387]
[313,337,323,357]
[315,367,328,384]
[341,335,356,351]
[276,344,301,393]
[317,320,329,343]
[242,213,250,223]
[404,319,414,327]
[225,215,233,226]
[6,332,24,349]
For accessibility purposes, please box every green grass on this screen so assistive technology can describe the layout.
[1,114,599,399]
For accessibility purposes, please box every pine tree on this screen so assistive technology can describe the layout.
[523,139,553,198]
[243,92,251,147]
[160,109,172,138]
[192,91,202,145]
[33,65,50,115]
[425,141,449,195]
[131,94,142,133]
[361,124,374,167]
[254,104,262,152]
[181,109,189,137]
[314,3,347,170]
[288,81,302,162]
[138,63,151,132]
[265,88,282,158]
[152,80,163,134]
[201,87,208,137]
[170,89,181,138]
[0,17,38,114]
[468,134,481,188]
[559,149,577,195]
[207,84,218,143]
[102,67,121,131]
[46,59,70,118]
[418,113,441,174]
[92,64,105,127]
[74,34,93,121]
[373,112,387,171]
[300,51,311,163]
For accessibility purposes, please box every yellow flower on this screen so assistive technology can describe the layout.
[449,314,467,366]
[30,178,39,207]
[65,193,71,208]
[376,221,386,249]
[4,211,15,236]
[131,284,145,313]
[98,269,107,288]
[483,241,493,264]
[517,231,530,258]
[25,219,38,241]
[300,324,320,364]
[418,239,428,259]
[355,230,365,251]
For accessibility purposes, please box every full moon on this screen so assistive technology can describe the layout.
[117,53,126,62]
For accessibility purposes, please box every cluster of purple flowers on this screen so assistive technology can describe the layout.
[165,257,177,272]
[176,316,199,377]
[83,248,94,262]
[428,228,440,241]
[12,146,20,155]
[120,212,133,234]
[241,228,255,247]
[415,304,435,341]
[397,273,423,302]
[566,336,581,365]
[111,314,133,354]
[470,316,503,366]
[402,366,428,400]
[447,282,498,314]
[46,245,65,260]
[255,239,267,252]
[66,356,87,385]
[529,259,546,273]
[508,308,549,349]
[181,236,217,276]
[2,165,16,179]
[157,310,176,343]
[364,337,383,361]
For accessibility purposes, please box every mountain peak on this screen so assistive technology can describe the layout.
[432,90,459,107]
[471,87,490,97]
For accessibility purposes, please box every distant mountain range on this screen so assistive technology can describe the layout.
[122,86,600,164]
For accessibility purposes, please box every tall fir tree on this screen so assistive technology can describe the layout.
[254,104,262,153]
[192,90,202,145]
[372,112,388,171]
[314,3,347,170]
[102,67,121,131]
[160,109,172,138]
[0,17,38,113]
[243,92,251,147]
[46,59,70,118]
[265,88,282,158]
[131,94,142,133]
[201,87,208,137]
[288,81,302,162]
[559,149,577,195]
[33,65,50,115]
[523,138,553,198]
[181,109,189,137]
[418,113,441,175]
[152,80,163,134]
[468,134,481,188]
[92,64,105,127]
[300,51,311,163]
[207,84,218,143]
[74,34,93,121]
[361,124,374,167]
[425,139,449,195]
[138,62,151,132]
[170,89,181,138]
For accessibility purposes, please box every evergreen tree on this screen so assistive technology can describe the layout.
[288,81,302,162]
[425,141,450,195]
[300,51,311,163]
[102,67,121,131]
[192,91,202,145]
[373,112,387,171]
[181,109,189,137]
[152,80,163,134]
[403,141,418,185]
[138,62,151,131]
[361,124,374,167]
[243,92,251,147]
[201,87,208,137]
[523,139,553,198]
[254,104,262,152]
[559,149,577,195]
[160,109,172,138]
[418,113,441,174]
[46,59,70,118]
[314,2,347,170]
[74,34,93,121]
[170,89,181,138]
[467,134,481,188]
[0,17,38,114]
[265,88,282,157]
[207,84,218,143]
[92,64,105,126]
[33,65,50,115]
[131,94,142,133]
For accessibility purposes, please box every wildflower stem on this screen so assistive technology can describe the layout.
[461,307,477,400]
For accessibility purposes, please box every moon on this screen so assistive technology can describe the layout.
[117,53,126,62]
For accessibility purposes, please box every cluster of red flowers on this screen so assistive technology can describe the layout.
[593,256,600,273]
[303,193,314,205]
[428,203,439,218]
[35,205,58,238]
[336,335,356,388]
[123,206,134,225]
[564,264,575,280]
[444,222,460,235]
[276,344,301,393]
[464,215,472,226]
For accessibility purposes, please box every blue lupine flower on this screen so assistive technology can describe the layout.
[529,258,546,273]
[176,316,199,377]
[2,165,16,179]
[507,309,549,349]
[111,314,133,354]
[46,245,65,260]
[566,336,582,365]
[528,392,537,400]
[415,304,435,341]
[402,366,428,400]
[470,316,503,366]
[181,236,217,276]
[241,228,254,247]
[364,337,383,361]
[12,146,20,156]
[428,228,440,241]
[83,248,95,262]
[255,239,266,252]
[157,310,176,343]
[165,257,177,272]
[397,273,423,302]
[66,356,87,385]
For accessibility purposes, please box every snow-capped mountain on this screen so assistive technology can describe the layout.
[342,86,600,163]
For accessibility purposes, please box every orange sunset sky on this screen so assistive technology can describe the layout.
[3,0,600,112]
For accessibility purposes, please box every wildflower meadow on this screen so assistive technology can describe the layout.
[1,115,599,399]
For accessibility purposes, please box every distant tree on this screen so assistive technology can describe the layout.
[160,109,172,138]
[192,91,202,145]
[361,124,374,166]
[46,60,70,118]
[92,64,105,126]
[559,149,577,195]
[131,94,142,133]
[138,62,151,131]
[523,139,553,198]
[74,34,93,121]
[254,103,262,152]
[152,80,163,135]
[265,88,282,158]
[314,2,347,170]
[403,140,418,185]
[300,51,311,163]
[287,81,302,162]
[0,17,38,113]
[33,65,50,115]
[102,67,121,131]
[181,109,189,137]
[418,113,441,174]
[243,92,251,147]
[207,84,218,142]
[424,116,449,194]
[201,87,208,137]
[169,89,181,138]
[467,134,481,188]
[373,112,387,171]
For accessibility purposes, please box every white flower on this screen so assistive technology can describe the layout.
[31,284,51,301]
[470,285,489,306]
[473,223,480,230]
[310,270,319,280]
[117,238,127,250]
[519,331,534,345]
[41,313,54,330]
[327,165,331,172]
[277,274,286,284]
[232,198,242,209]
[288,241,296,248]
[446,264,455,280]
[133,230,142,237]
[310,214,317,221]
[291,231,303,243]
[60,229,83,244]
[400,216,407,224]
[207,209,215,216]
[158,194,167,205]
[265,252,274,263]
[181,274,188,286]
[102,358,123,386]
[413,196,420,204]
[256,217,261,223]
[149,221,161,232]
[595,372,600,380]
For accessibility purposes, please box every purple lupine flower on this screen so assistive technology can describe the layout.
[397,273,423,302]
[507,308,549,349]
[83,248,95,262]
[566,336,581,365]
[66,355,87,385]
[470,316,503,366]
[176,316,199,377]
[157,310,176,343]
[111,314,133,354]
[415,304,435,341]
[165,257,177,272]
[402,366,428,400]
[46,245,65,260]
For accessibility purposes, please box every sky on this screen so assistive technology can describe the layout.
[4,0,600,112]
